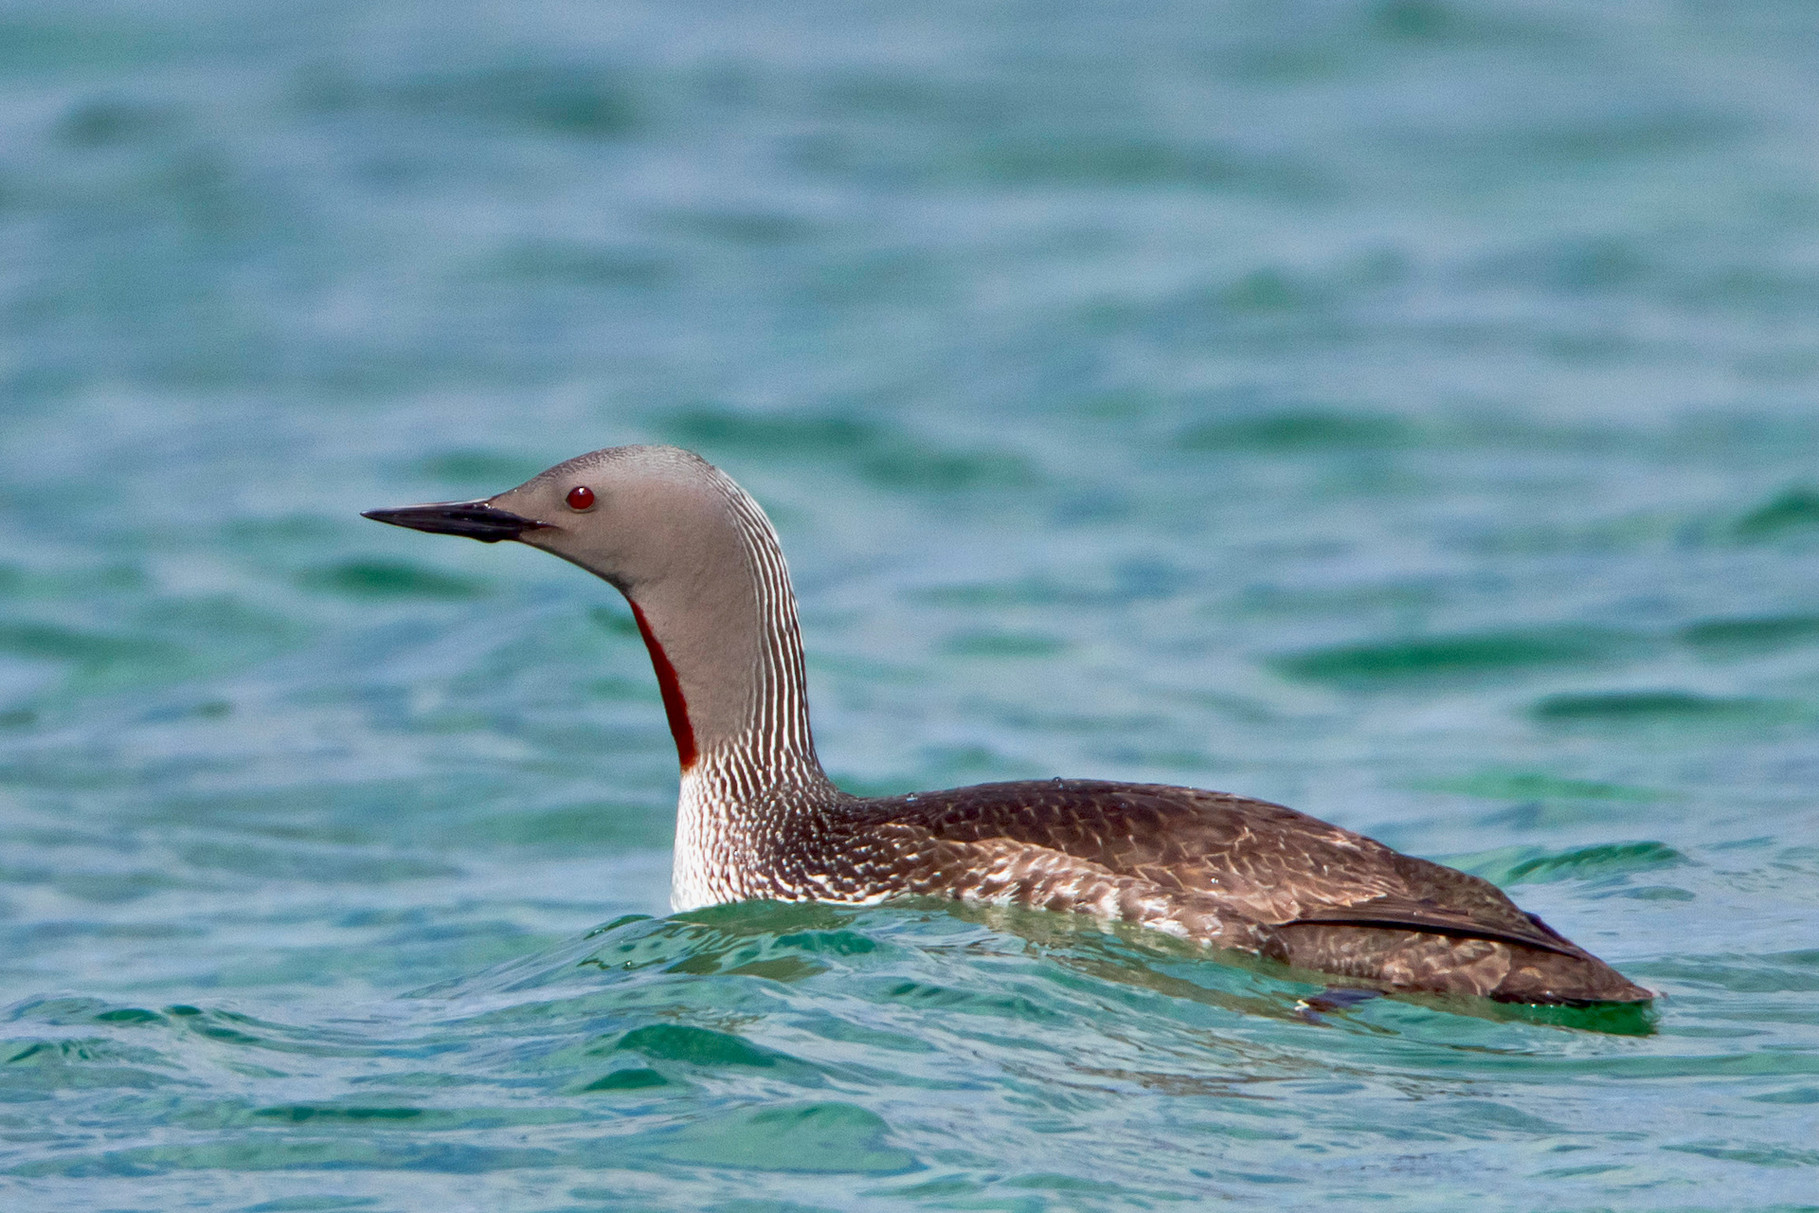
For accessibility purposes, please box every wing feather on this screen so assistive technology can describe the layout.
[1281,897,1581,956]
[857,779,1570,952]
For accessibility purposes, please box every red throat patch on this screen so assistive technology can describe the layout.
[628,601,698,771]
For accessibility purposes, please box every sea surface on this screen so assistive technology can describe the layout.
[3,1,1819,1209]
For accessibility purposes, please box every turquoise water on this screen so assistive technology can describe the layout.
[4,0,1819,1207]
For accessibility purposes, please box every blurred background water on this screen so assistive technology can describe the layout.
[3,0,1819,1208]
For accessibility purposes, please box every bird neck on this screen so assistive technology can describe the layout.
[618,472,839,908]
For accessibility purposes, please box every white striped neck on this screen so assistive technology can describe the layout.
[617,461,843,909]
[671,742,841,910]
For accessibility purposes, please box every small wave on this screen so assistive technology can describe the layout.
[295,560,489,601]
[1459,841,1688,885]
[1732,487,1819,542]
[1530,690,1798,725]
[1274,627,1637,684]
[660,408,1035,493]
[1680,613,1819,653]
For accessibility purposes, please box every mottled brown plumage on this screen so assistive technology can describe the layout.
[367,445,1652,1008]
[783,779,1648,1004]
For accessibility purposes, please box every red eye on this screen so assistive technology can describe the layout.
[565,485,595,510]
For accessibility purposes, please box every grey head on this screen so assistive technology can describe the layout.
[365,444,822,785]
[366,445,732,586]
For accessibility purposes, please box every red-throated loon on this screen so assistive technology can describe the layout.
[365,444,1650,1005]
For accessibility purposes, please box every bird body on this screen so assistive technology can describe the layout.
[366,444,1650,1006]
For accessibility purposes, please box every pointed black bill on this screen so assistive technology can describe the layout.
[361,500,547,543]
